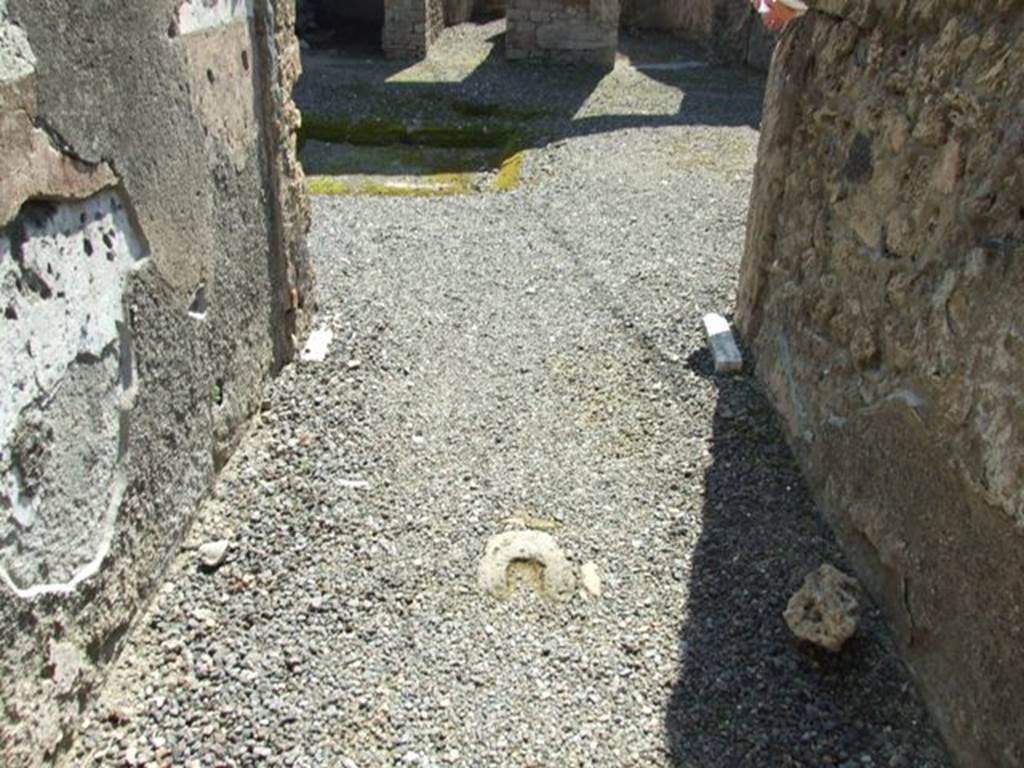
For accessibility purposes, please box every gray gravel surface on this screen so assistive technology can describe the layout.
[64,22,951,768]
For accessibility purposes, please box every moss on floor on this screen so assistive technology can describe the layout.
[299,111,529,196]
[492,150,524,192]
[300,114,522,151]
[449,99,550,121]
[306,173,473,197]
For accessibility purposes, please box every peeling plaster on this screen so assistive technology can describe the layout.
[0,113,119,227]
[176,0,254,36]
[0,0,36,84]
[1,191,148,596]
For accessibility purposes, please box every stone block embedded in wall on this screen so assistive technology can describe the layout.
[737,3,1024,764]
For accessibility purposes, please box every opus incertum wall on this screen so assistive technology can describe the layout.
[0,0,311,763]
[738,1,1024,765]
[506,0,620,66]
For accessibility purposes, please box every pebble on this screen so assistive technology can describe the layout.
[197,540,229,569]
[580,562,603,597]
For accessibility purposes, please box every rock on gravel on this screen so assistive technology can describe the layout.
[197,539,229,569]
[478,530,576,602]
[580,562,603,597]
[784,563,863,652]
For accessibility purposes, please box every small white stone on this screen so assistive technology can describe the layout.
[198,539,229,569]
[300,328,333,362]
[580,562,603,597]
[702,312,743,374]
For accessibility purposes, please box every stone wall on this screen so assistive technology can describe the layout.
[619,0,710,34]
[297,0,443,59]
[737,1,1023,765]
[445,0,506,25]
[0,0,311,763]
[618,0,775,69]
[475,0,507,19]
[444,0,476,25]
[383,0,445,58]
[506,0,620,66]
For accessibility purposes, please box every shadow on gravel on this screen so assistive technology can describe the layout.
[663,350,949,767]
[294,27,763,181]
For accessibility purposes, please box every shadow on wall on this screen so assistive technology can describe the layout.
[663,348,950,766]
[297,0,386,52]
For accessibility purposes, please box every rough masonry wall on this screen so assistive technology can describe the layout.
[383,0,444,58]
[619,0,708,32]
[444,0,476,26]
[737,1,1023,765]
[474,0,507,19]
[506,0,620,66]
[0,0,310,764]
[619,0,775,70]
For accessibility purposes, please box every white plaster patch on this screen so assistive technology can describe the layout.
[1,191,147,596]
[1,194,145,443]
[0,0,36,84]
[176,0,254,36]
[300,328,333,362]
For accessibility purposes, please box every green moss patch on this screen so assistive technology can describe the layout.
[306,173,472,197]
[299,114,522,152]
[300,113,528,196]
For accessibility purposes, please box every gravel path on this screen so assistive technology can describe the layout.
[65,23,950,768]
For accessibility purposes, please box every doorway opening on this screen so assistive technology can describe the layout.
[296,0,385,54]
